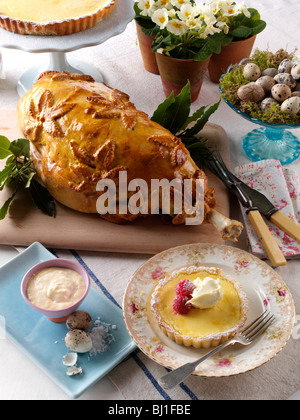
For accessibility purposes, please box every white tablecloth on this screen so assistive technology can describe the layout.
[0,0,299,400]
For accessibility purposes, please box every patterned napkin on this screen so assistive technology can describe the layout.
[234,159,300,259]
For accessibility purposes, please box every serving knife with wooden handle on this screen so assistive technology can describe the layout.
[235,179,300,244]
[207,154,300,267]
[247,210,287,267]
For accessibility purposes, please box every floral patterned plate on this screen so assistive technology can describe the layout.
[123,243,295,377]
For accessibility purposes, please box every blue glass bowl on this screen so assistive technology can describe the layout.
[220,62,300,165]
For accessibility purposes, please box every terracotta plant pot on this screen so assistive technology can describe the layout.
[136,21,159,75]
[155,53,210,102]
[208,35,256,83]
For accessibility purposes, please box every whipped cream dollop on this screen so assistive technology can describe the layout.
[188,277,223,309]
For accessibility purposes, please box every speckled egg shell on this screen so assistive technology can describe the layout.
[271,84,292,102]
[281,96,300,115]
[243,63,261,81]
[238,83,265,102]
[260,97,278,111]
[274,73,297,89]
[291,62,300,80]
[278,59,293,74]
[261,67,278,77]
[66,310,93,332]
[256,75,275,92]
[65,329,93,353]
[292,91,300,97]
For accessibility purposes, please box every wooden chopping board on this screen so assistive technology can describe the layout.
[0,110,230,254]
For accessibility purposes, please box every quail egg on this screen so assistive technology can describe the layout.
[243,63,261,81]
[261,67,278,77]
[238,82,265,102]
[291,62,300,80]
[66,310,92,332]
[292,91,300,97]
[65,329,93,353]
[274,72,297,89]
[260,97,278,111]
[278,59,293,74]
[271,83,292,102]
[256,75,275,92]
[281,96,300,115]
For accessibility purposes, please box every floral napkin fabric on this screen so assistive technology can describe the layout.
[234,159,300,259]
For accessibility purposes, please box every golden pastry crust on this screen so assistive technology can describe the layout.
[0,0,116,36]
[17,71,216,223]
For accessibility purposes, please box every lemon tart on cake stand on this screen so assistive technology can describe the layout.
[0,0,134,96]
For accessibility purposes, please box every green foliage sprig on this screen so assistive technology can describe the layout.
[0,136,55,220]
[151,82,220,168]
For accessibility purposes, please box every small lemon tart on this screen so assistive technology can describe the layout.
[151,266,248,348]
[0,0,116,36]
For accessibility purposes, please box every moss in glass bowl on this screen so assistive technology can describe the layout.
[220,48,300,125]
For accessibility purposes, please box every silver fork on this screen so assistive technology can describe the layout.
[158,310,275,390]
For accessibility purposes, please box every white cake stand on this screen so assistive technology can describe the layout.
[0,0,134,96]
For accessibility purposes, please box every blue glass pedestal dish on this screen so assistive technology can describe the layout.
[220,69,300,166]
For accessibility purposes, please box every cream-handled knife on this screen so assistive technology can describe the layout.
[207,155,300,267]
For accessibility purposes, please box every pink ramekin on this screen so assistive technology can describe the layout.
[21,258,90,323]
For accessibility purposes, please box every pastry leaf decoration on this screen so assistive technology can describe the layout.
[25,91,75,140]
[151,82,220,168]
[0,136,55,220]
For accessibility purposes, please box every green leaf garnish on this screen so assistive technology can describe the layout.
[151,82,220,169]
[0,136,56,219]
[29,179,56,218]
[0,191,17,220]
[9,138,30,158]
[0,135,12,159]
[152,82,191,134]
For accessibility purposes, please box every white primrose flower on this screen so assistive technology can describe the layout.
[177,4,196,22]
[235,1,251,18]
[204,23,222,36]
[218,1,250,18]
[154,0,173,9]
[170,0,192,10]
[152,8,169,29]
[197,3,217,22]
[138,0,155,17]
[202,11,217,29]
[166,18,188,35]
[168,8,177,18]
[215,20,229,34]
[208,1,221,15]
[185,16,205,30]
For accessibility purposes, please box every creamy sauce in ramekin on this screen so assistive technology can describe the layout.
[26,267,86,310]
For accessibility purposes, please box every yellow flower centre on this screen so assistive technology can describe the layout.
[159,16,166,24]
[173,21,182,28]
[145,1,151,9]
[228,9,235,14]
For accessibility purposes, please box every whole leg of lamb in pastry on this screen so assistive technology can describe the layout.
[17,71,243,242]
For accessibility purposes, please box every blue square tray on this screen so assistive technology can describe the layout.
[0,242,135,398]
